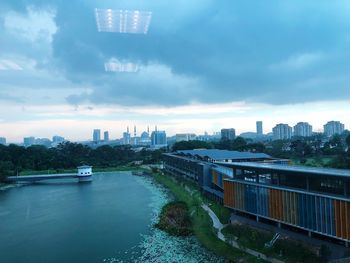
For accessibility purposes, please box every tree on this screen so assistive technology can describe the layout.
[346,134,350,148]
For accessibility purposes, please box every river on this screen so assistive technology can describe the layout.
[0,172,226,263]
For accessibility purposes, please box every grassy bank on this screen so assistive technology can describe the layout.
[153,172,263,263]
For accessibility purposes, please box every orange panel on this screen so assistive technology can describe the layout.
[346,202,350,240]
[223,181,234,208]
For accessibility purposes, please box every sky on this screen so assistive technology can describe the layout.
[0,0,350,143]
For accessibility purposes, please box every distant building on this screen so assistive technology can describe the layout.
[221,128,236,141]
[175,133,196,142]
[256,121,263,136]
[140,131,151,146]
[122,132,131,145]
[93,129,101,142]
[272,124,292,140]
[24,136,35,147]
[104,131,109,142]
[35,138,52,147]
[151,129,167,148]
[52,136,65,144]
[324,121,345,137]
[0,137,6,145]
[293,122,313,137]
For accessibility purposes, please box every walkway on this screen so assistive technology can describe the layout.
[202,204,284,263]
[6,173,77,182]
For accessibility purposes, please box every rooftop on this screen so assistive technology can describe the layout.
[176,149,271,161]
[224,162,350,178]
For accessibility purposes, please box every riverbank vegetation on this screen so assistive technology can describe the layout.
[0,142,163,181]
[153,172,263,263]
[155,201,192,236]
[222,224,323,263]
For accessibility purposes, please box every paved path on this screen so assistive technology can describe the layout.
[202,204,284,263]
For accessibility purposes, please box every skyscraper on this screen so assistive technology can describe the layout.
[293,122,313,137]
[272,124,293,140]
[93,129,101,142]
[151,128,167,148]
[104,131,109,142]
[256,121,263,136]
[122,127,131,145]
[221,128,236,140]
[323,121,345,137]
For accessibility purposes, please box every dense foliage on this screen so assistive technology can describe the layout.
[155,201,192,236]
[0,142,164,181]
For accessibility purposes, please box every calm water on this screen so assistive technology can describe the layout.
[0,172,226,263]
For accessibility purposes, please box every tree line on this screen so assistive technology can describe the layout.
[171,133,350,169]
[0,142,164,181]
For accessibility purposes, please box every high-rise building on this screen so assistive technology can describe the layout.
[52,136,65,144]
[93,129,101,142]
[272,124,292,140]
[175,133,196,142]
[151,128,167,148]
[293,122,313,137]
[0,137,6,145]
[256,121,263,136]
[324,121,345,137]
[122,127,131,145]
[24,137,35,147]
[104,131,109,142]
[221,128,236,140]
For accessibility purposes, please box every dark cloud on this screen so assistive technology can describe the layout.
[2,0,350,106]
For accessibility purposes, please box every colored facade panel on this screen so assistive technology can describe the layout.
[224,180,350,241]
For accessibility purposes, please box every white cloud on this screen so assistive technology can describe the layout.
[3,6,57,43]
[269,52,324,71]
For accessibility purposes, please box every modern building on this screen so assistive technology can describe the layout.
[0,137,6,145]
[221,128,236,141]
[163,149,350,246]
[272,124,292,140]
[23,137,35,147]
[163,149,277,203]
[175,133,196,142]
[256,121,263,136]
[93,129,101,142]
[293,122,313,137]
[151,129,167,148]
[104,131,109,142]
[222,162,350,246]
[324,121,345,137]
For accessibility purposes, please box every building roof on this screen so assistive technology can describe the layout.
[77,165,92,169]
[225,162,350,178]
[176,149,271,161]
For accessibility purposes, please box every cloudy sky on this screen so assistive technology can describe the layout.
[0,0,350,142]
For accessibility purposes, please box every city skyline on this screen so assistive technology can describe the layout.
[1,117,347,144]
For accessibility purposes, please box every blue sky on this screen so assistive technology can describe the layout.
[0,0,350,142]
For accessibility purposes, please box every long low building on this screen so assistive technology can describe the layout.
[163,149,279,202]
[221,162,350,246]
[163,149,350,246]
